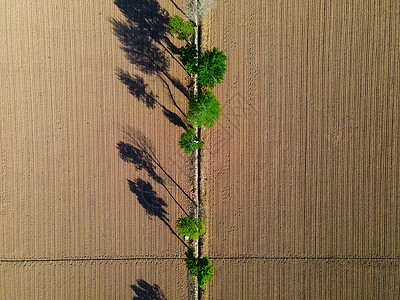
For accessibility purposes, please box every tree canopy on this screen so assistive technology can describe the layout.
[179,128,203,154]
[168,15,194,41]
[185,249,214,290]
[187,89,221,129]
[176,216,206,240]
[197,48,227,88]
[180,43,198,74]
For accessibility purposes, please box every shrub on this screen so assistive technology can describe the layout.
[187,90,221,129]
[185,248,197,274]
[168,15,194,41]
[180,43,198,74]
[179,128,202,154]
[197,48,227,88]
[185,249,214,290]
[176,216,206,240]
[197,256,214,290]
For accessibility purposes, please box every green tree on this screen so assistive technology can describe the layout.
[197,256,214,290]
[179,128,202,154]
[188,90,221,129]
[168,15,194,41]
[197,48,227,88]
[185,249,214,290]
[176,216,206,239]
[180,43,197,74]
[185,248,197,274]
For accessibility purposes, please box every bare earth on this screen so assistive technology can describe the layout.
[203,0,400,298]
[1,0,399,299]
[1,0,191,298]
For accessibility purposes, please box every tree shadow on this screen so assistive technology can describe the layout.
[128,178,168,222]
[111,17,169,75]
[131,279,167,300]
[116,69,188,129]
[118,127,193,205]
[117,69,157,108]
[117,140,191,215]
[162,106,188,129]
[128,178,187,246]
[117,141,164,184]
[113,0,169,42]
[111,0,189,98]
[169,0,187,17]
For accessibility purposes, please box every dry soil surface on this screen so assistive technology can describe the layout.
[1,0,192,298]
[1,0,400,299]
[203,0,400,298]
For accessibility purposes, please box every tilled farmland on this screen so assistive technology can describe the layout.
[1,0,399,299]
[203,0,399,298]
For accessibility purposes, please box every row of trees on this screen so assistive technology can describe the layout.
[176,216,212,290]
[169,15,227,153]
[169,5,227,293]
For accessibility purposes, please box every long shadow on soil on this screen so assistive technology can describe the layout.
[117,141,164,184]
[117,128,193,206]
[131,279,166,300]
[128,178,187,246]
[112,0,191,249]
[117,140,191,214]
[117,140,191,213]
[117,129,191,244]
[116,69,187,129]
[112,0,179,72]
[112,0,190,128]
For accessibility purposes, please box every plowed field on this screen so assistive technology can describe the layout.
[203,0,400,298]
[1,0,399,299]
[1,0,191,298]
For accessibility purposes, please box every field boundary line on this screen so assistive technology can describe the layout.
[209,257,400,261]
[2,256,400,264]
[0,257,185,263]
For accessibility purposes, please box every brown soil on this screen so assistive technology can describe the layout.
[0,260,187,298]
[203,0,400,298]
[1,0,399,298]
[209,260,400,299]
[0,0,191,298]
